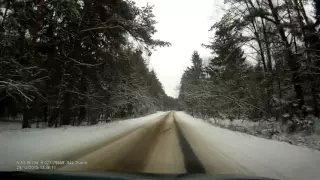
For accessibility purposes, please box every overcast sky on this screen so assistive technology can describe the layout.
[134,0,225,98]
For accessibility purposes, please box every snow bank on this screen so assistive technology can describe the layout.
[0,122,22,131]
[175,112,320,180]
[0,121,49,131]
[207,117,320,150]
[0,112,167,170]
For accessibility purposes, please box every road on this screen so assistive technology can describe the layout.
[51,111,320,180]
[58,112,187,173]
[1,111,319,179]
[57,112,250,175]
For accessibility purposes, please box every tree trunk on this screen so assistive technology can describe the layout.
[260,18,274,105]
[267,0,305,112]
[49,108,59,127]
[31,0,45,51]
[297,0,312,26]
[22,105,30,129]
[44,103,48,124]
[62,91,71,125]
[246,0,272,116]
[312,86,319,117]
[78,106,86,125]
[292,0,318,117]
[1,1,10,27]
[55,115,58,128]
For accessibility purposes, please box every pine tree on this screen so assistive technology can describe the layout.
[0,0,171,128]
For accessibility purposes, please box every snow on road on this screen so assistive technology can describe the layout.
[59,112,186,173]
[175,112,320,180]
[142,113,185,173]
[2,110,320,180]
[0,112,167,170]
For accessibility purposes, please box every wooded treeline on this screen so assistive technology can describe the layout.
[179,0,320,132]
[0,0,171,128]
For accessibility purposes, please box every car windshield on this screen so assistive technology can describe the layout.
[1,0,320,180]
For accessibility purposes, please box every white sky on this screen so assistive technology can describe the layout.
[134,0,225,98]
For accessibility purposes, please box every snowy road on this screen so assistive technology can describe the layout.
[1,111,320,180]
[58,112,186,173]
[59,112,320,180]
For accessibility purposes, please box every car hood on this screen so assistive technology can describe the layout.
[5,171,278,180]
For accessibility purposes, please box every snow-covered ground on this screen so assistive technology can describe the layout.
[0,121,49,131]
[0,112,167,170]
[0,122,22,131]
[2,110,320,179]
[176,112,320,180]
[206,117,320,150]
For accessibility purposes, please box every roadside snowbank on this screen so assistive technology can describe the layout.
[0,122,22,131]
[207,117,320,150]
[175,112,320,180]
[0,112,167,170]
[0,121,50,131]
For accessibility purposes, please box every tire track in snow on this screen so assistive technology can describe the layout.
[174,115,206,173]
[141,112,186,173]
[57,113,169,172]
